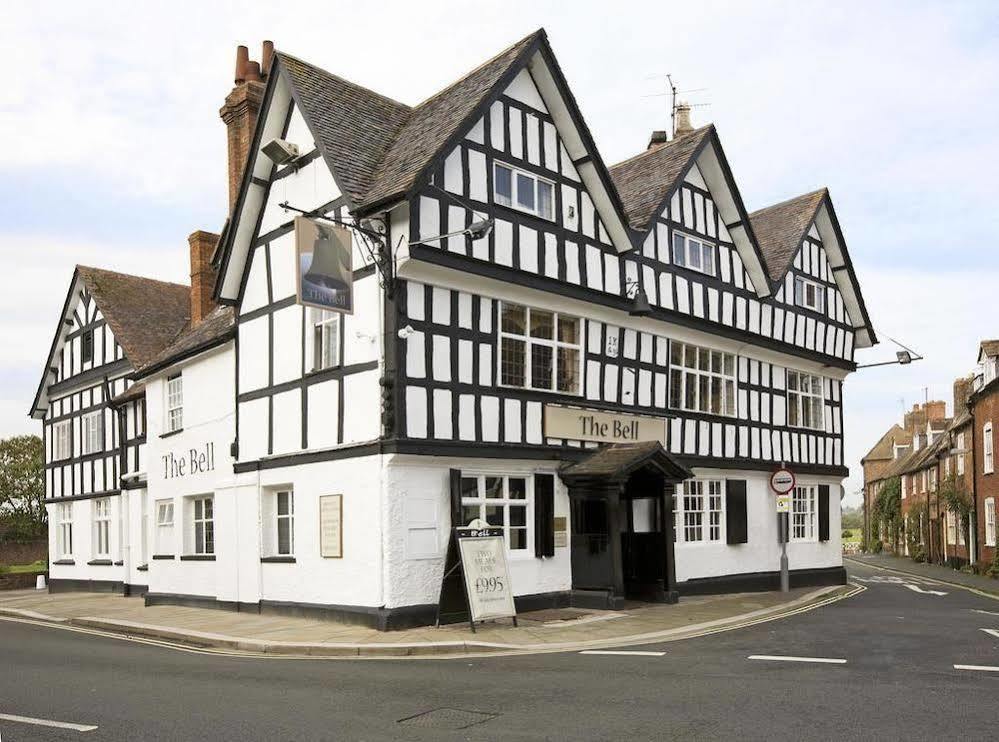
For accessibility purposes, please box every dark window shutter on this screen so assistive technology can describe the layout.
[449,468,462,529]
[534,473,555,558]
[726,479,748,545]
[818,484,830,542]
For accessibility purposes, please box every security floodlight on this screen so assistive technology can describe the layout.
[467,219,493,241]
[896,350,913,365]
[261,138,301,166]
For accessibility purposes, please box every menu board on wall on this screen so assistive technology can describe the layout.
[319,494,343,558]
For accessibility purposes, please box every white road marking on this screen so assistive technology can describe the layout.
[980,628,999,639]
[972,608,999,617]
[0,712,98,732]
[542,613,625,628]
[904,584,947,596]
[748,655,847,665]
[579,650,666,657]
[954,664,999,672]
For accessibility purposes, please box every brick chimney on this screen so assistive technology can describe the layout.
[674,102,694,136]
[903,400,947,434]
[220,41,274,211]
[189,231,220,324]
[953,375,974,411]
[648,130,669,149]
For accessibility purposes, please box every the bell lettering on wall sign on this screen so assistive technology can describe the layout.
[162,442,216,479]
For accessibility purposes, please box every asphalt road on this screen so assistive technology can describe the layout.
[1,561,996,741]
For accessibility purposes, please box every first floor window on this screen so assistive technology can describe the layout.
[156,500,174,554]
[985,498,997,547]
[984,423,994,474]
[675,480,724,543]
[668,341,736,416]
[53,420,71,460]
[794,276,825,313]
[93,498,111,557]
[192,497,214,555]
[81,410,102,455]
[459,475,530,552]
[787,370,824,430]
[166,374,183,432]
[499,303,580,394]
[276,490,294,556]
[57,502,73,558]
[957,432,966,475]
[791,485,817,542]
[672,232,715,276]
[311,308,340,371]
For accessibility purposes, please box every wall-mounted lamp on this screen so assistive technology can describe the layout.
[857,333,923,369]
[623,279,652,317]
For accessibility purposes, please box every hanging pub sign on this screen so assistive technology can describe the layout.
[295,216,354,313]
[436,524,517,631]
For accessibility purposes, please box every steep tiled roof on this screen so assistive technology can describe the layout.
[110,381,145,407]
[861,423,908,463]
[608,126,713,230]
[278,53,412,207]
[77,266,191,369]
[135,305,235,377]
[980,339,999,358]
[278,30,542,211]
[748,189,827,282]
[560,441,692,482]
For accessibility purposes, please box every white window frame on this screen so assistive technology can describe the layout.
[155,499,174,555]
[57,502,73,559]
[492,161,554,221]
[984,423,994,474]
[674,480,725,544]
[671,232,716,276]
[791,485,817,542]
[946,509,957,545]
[985,497,997,547]
[786,370,825,431]
[794,275,826,313]
[310,308,340,372]
[957,432,966,475]
[81,410,102,455]
[459,474,532,555]
[668,341,737,417]
[498,303,582,395]
[53,420,72,461]
[166,374,183,433]
[191,496,214,556]
[275,490,295,556]
[93,498,111,558]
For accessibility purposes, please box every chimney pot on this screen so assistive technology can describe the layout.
[245,60,262,83]
[648,130,669,149]
[261,40,274,77]
[675,102,694,136]
[235,45,249,84]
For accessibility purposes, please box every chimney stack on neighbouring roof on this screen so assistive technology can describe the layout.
[674,101,694,136]
[954,375,974,412]
[189,230,220,325]
[220,41,274,211]
[648,130,669,149]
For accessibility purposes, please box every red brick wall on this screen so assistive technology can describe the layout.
[972,392,999,565]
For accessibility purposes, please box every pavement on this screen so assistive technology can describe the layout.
[0,582,847,658]
[0,560,996,741]
[846,552,999,596]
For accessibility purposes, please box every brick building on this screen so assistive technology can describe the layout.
[968,343,999,566]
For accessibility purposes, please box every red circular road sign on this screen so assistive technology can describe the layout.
[770,467,796,495]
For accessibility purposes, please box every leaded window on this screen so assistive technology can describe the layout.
[668,341,736,416]
[787,371,824,431]
[499,303,580,394]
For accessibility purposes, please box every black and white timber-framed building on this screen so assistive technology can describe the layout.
[31,30,876,628]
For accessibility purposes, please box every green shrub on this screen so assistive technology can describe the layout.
[842,529,852,539]
[912,545,927,563]
[0,563,9,575]
[872,540,883,554]
[988,550,999,579]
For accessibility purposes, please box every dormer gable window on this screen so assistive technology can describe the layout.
[794,276,825,313]
[672,233,715,277]
[493,162,554,221]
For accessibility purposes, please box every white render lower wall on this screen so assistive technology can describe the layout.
[45,494,129,587]
[674,469,843,584]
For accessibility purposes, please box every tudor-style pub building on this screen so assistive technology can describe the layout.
[31,30,875,629]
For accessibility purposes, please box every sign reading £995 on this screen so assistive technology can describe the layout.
[456,527,516,623]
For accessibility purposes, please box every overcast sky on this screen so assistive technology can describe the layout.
[4,1,998,505]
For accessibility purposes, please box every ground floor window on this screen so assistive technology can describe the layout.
[263,489,294,557]
[93,498,111,557]
[57,502,73,558]
[674,480,724,543]
[459,475,530,552]
[986,497,997,547]
[791,485,817,542]
[191,496,214,555]
[155,499,174,554]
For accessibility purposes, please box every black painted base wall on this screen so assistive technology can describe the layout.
[676,565,847,596]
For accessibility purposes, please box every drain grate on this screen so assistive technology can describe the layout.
[397,708,499,730]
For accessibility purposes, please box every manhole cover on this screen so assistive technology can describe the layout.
[398,708,499,730]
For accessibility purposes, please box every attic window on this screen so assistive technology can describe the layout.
[794,276,825,313]
[672,233,715,277]
[81,330,94,365]
[493,162,553,221]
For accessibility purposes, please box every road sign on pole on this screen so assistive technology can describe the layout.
[770,464,795,593]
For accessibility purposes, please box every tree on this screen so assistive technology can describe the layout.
[873,476,903,553]
[0,435,45,540]
[938,472,973,553]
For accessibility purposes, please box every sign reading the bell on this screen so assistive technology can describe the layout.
[544,405,666,445]
[295,216,354,314]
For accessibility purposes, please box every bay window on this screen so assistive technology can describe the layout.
[459,475,530,553]
[787,371,824,430]
[493,162,554,220]
[499,303,580,394]
[668,341,736,416]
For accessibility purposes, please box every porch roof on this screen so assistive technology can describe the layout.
[559,441,692,485]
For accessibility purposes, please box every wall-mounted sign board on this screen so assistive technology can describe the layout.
[295,216,354,314]
[544,405,666,446]
[319,494,343,558]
